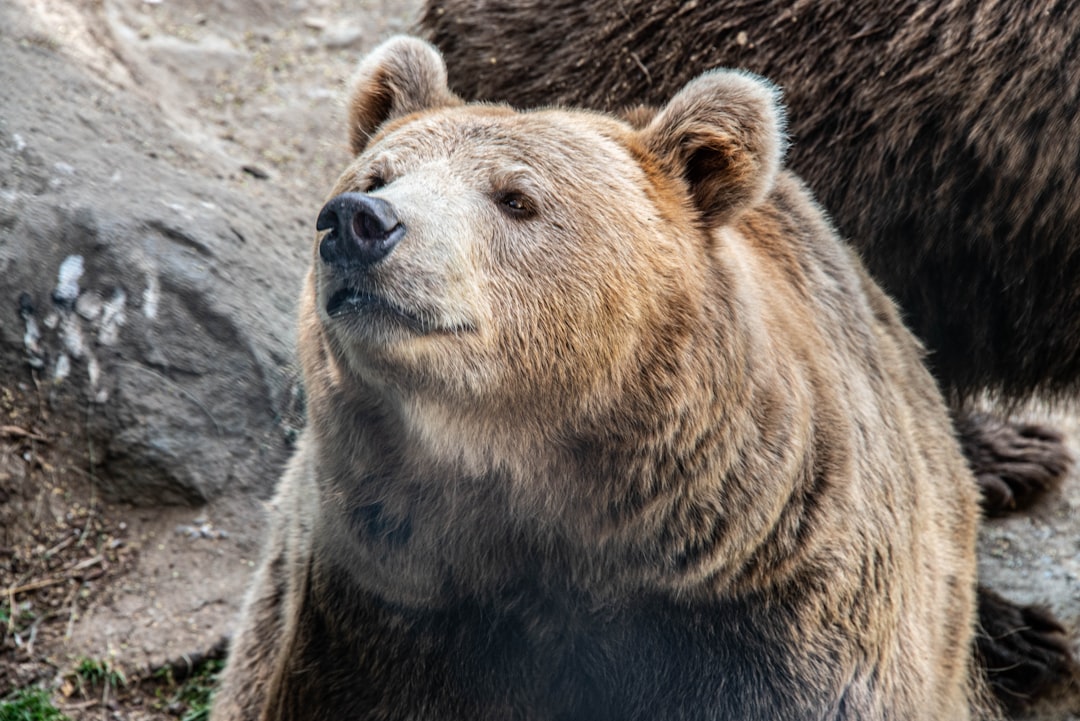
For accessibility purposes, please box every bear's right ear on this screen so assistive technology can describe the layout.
[637,70,786,228]
[347,36,462,156]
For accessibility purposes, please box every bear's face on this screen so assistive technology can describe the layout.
[309,37,784,428]
[319,107,697,414]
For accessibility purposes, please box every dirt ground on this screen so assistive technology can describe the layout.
[1,0,1078,719]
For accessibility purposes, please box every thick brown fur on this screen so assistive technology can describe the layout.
[421,0,1077,520]
[213,37,994,720]
[421,0,1080,404]
[420,5,1079,702]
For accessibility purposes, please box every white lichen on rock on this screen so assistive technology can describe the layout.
[54,254,84,304]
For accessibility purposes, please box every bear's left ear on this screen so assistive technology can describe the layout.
[638,70,786,228]
[347,36,462,156]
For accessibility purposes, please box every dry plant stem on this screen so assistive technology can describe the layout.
[45,531,77,558]
[0,425,48,442]
[5,576,67,596]
[60,700,98,712]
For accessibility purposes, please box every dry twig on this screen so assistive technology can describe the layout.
[4,575,66,596]
[0,425,48,442]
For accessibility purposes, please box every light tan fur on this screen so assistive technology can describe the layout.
[212,36,992,721]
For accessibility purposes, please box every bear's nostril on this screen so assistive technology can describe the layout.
[316,206,340,234]
[318,229,341,266]
[355,212,397,243]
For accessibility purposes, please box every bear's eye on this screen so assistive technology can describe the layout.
[365,175,387,193]
[496,191,535,219]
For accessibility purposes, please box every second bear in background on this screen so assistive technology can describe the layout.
[422,0,1077,516]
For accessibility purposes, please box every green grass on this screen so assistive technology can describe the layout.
[1,602,33,632]
[154,657,224,721]
[72,657,126,698]
[0,689,68,721]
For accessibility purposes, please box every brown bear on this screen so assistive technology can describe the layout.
[420,0,1076,519]
[212,36,995,720]
[420,3,1080,707]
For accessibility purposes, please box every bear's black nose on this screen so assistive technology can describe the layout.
[317,192,404,268]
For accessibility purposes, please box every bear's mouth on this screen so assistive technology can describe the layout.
[327,288,421,326]
[325,287,473,336]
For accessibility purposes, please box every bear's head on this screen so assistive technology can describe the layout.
[303,35,785,458]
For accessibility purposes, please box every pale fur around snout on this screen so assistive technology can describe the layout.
[317,160,490,335]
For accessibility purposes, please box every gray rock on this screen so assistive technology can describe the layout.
[0,22,304,505]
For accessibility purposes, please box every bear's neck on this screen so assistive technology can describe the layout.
[302,289,831,607]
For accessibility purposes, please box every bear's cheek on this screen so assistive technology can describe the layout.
[472,269,631,401]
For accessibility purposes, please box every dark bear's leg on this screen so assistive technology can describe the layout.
[976,587,1078,714]
[954,410,1072,517]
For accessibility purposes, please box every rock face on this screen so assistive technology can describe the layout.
[0,1,424,688]
[0,2,306,504]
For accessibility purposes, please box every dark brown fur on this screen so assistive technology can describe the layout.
[421,0,1080,404]
[213,37,992,720]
